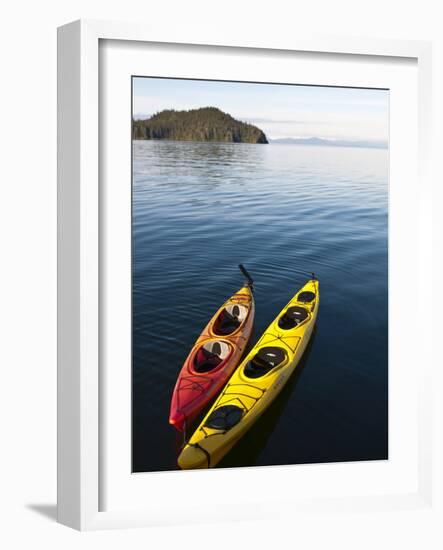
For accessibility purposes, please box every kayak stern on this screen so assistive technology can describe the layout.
[178,444,210,469]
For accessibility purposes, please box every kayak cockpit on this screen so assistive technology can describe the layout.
[278,306,309,330]
[244,346,287,379]
[212,303,249,336]
[204,404,244,431]
[296,290,316,303]
[193,340,232,373]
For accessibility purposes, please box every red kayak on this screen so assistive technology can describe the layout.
[169,266,255,432]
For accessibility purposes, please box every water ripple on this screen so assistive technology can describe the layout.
[132,140,388,472]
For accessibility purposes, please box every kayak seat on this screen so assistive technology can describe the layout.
[297,291,316,303]
[278,306,308,330]
[213,304,248,336]
[205,405,243,431]
[244,346,287,379]
[194,340,231,373]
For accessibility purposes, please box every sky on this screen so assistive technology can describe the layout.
[132,77,389,143]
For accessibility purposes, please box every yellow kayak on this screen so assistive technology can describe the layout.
[178,277,320,469]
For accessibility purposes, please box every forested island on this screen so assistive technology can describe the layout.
[132,107,268,144]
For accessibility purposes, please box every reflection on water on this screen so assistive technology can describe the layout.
[132,140,388,473]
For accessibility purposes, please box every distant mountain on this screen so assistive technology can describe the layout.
[132,107,268,144]
[270,137,388,149]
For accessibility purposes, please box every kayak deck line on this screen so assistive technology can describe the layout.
[188,442,211,468]
[256,331,301,354]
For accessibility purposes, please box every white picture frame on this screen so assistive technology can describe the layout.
[57,19,434,531]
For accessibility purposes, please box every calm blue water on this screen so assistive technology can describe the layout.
[132,140,388,472]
